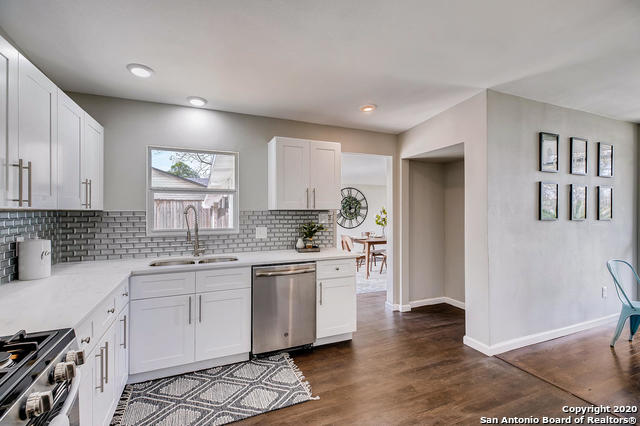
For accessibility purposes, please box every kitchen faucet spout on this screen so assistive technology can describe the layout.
[184,205,205,257]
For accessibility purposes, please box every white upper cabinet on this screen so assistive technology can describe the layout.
[309,141,341,210]
[17,55,58,209]
[0,37,18,207]
[268,136,341,210]
[83,113,104,210]
[0,33,104,210]
[57,90,84,209]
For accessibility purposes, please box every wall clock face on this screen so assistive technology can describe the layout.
[337,187,368,229]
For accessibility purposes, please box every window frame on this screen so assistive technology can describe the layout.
[146,145,240,237]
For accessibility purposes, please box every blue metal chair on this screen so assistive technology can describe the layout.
[606,260,640,346]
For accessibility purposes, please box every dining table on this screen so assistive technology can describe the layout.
[353,236,387,279]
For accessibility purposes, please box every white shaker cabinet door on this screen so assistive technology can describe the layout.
[269,137,310,210]
[309,141,341,210]
[82,113,103,210]
[129,295,195,374]
[317,276,357,339]
[17,54,58,208]
[0,37,18,207]
[115,306,129,393]
[57,90,84,209]
[195,288,251,361]
[92,321,116,426]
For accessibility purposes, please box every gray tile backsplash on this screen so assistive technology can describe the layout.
[0,210,335,283]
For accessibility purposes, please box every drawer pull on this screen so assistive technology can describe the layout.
[335,267,340,271]
[122,292,128,297]
[107,307,115,314]
[81,336,90,344]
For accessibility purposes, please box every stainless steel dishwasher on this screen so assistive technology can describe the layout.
[252,263,316,355]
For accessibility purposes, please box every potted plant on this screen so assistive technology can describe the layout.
[299,221,326,248]
[375,207,387,237]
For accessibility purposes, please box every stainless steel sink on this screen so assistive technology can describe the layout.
[197,256,238,264]
[149,259,197,266]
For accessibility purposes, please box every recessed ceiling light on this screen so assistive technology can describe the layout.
[360,104,377,112]
[187,96,207,107]
[126,63,154,78]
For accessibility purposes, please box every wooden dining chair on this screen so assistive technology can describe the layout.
[379,252,387,273]
[341,235,366,272]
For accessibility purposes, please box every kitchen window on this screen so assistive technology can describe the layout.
[147,146,239,236]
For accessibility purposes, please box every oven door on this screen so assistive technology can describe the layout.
[41,369,81,426]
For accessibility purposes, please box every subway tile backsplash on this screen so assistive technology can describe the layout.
[0,210,335,283]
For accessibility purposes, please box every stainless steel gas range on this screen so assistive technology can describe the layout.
[0,329,84,426]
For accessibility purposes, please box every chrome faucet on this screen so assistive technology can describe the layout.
[184,205,205,257]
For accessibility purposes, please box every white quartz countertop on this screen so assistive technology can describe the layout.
[0,248,357,336]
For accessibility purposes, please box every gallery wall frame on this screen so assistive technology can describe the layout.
[539,182,559,221]
[597,142,614,178]
[570,137,588,175]
[597,185,613,221]
[569,184,587,221]
[539,132,559,173]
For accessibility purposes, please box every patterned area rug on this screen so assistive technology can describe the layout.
[111,353,317,426]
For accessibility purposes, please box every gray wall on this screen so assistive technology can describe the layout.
[68,93,397,211]
[408,161,445,301]
[444,160,465,302]
[487,90,638,345]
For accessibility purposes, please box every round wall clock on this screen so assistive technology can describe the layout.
[337,187,368,229]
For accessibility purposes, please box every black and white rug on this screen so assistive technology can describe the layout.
[111,353,317,426]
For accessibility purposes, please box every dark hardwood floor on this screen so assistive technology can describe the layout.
[498,322,640,421]
[239,292,636,425]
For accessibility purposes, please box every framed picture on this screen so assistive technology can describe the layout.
[570,184,587,221]
[597,186,613,221]
[539,132,559,172]
[570,137,587,175]
[597,143,613,177]
[539,182,558,221]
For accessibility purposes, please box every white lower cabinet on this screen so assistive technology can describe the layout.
[129,295,195,374]
[316,264,357,339]
[92,321,117,426]
[78,351,94,426]
[195,288,251,361]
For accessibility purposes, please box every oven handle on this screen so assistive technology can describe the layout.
[48,368,81,425]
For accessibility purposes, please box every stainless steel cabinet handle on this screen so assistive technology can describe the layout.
[320,282,323,305]
[122,292,128,297]
[81,179,89,208]
[11,159,31,207]
[95,347,104,392]
[120,315,127,349]
[188,296,192,324]
[107,307,115,314]
[81,336,90,344]
[26,161,31,207]
[255,268,316,277]
[313,188,316,209]
[306,188,309,209]
[88,179,92,209]
[104,341,109,384]
[199,295,202,323]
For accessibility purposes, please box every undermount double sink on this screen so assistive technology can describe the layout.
[149,256,239,267]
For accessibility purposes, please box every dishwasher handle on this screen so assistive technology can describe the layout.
[255,268,315,277]
[254,263,316,277]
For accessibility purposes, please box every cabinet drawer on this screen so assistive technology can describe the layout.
[316,259,356,279]
[93,294,117,341]
[130,272,195,300]
[196,268,251,293]
[115,280,129,313]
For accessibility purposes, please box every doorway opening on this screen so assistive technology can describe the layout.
[338,153,393,298]
[406,143,465,313]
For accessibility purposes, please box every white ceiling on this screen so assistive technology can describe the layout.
[0,0,638,133]
[342,153,388,186]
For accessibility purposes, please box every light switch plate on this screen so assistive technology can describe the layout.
[255,227,268,239]
[318,213,329,224]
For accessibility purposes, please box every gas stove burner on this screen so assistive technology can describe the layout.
[0,352,12,369]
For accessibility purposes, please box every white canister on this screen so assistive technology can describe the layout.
[18,239,52,280]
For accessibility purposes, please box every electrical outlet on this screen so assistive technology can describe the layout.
[601,286,607,299]
[255,227,268,239]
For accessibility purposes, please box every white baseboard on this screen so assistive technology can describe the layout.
[385,301,411,311]
[408,297,465,310]
[463,313,619,356]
